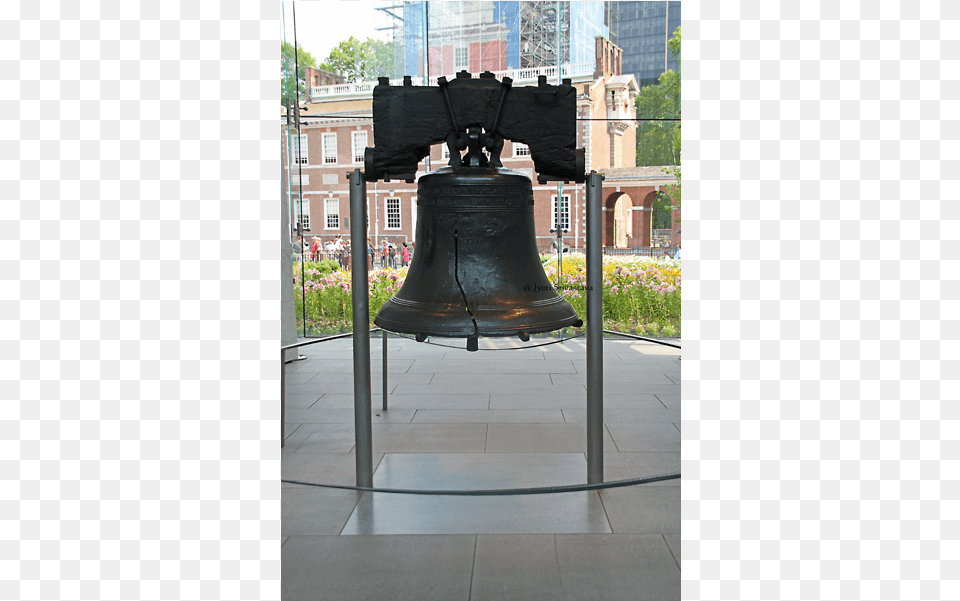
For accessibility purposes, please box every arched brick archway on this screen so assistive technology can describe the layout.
[595,168,680,248]
[604,191,634,248]
[637,190,661,248]
[603,191,618,247]
[650,191,673,247]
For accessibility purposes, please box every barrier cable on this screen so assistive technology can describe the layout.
[282,471,680,496]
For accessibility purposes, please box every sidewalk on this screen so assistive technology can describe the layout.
[281,334,681,600]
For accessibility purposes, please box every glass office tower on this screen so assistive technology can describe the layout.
[617,1,681,88]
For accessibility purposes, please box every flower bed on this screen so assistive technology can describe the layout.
[294,254,680,337]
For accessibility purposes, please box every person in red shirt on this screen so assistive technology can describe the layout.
[401,242,410,267]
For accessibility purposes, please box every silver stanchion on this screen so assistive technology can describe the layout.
[586,171,604,484]
[348,169,373,488]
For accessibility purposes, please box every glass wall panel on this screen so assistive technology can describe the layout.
[282,1,680,338]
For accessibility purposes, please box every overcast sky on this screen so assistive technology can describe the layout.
[280,0,382,64]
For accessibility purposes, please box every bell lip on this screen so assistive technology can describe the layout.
[374,301,582,339]
[374,318,583,339]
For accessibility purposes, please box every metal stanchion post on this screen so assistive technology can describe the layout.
[382,328,388,411]
[281,349,285,448]
[348,169,373,488]
[586,171,604,484]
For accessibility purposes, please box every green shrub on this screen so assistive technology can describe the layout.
[296,256,681,337]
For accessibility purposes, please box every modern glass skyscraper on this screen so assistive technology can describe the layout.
[617,1,680,89]
[390,1,613,80]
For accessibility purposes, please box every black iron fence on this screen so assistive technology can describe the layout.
[538,246,677,258]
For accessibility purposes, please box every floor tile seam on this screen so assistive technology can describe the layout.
[284,423,303,442]
[467,534,479,601]
[335,453,388,536]
[337,490,365,536]
[662,533,680,570]
[605,422,621,453]
[595,488,616,534]
[553,534,564,593]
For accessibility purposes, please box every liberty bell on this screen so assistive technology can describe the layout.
[364,72,586,351]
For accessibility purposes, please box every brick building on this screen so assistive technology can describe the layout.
[281,37,679,254]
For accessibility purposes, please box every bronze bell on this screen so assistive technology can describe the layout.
[374,164,582,351]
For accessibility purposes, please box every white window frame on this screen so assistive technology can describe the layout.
[411,197,417,242]
[325,198,340,229]
[513,142,530,157]
[454,46,469,71]
[294,198,310,231]
[294,134,308,164]
[442,144,451,159]
[352,130,367,164]
[385,197,401,230]
[551,195,570,232]
[322,132,337,165]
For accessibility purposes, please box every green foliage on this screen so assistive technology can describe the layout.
[635,26,680,168]
[281,41,317,106]
[669,26,681,64]
[316,259,340,275]
[663,164,681,218]
[294,256,681,337]
[635,27,680,224]
[320,36,394,83]
[652,194,672,229]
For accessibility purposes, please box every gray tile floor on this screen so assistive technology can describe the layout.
[282,335,681,600]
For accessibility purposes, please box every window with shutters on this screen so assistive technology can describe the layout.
[325,198,339,229]
[322,133,337,164]
[293,134,308,164]
[551,195,570,232]
[294,198,310,230]
[386,197,400,229]
[454,46,469,71]
[352,131,367,164]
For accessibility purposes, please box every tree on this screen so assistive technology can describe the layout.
[281,41,317,107]
[635,27,680,219]
[661,165,680,223]
[320,37,394,83]
[652,193,673,230]
[635,26,680,167]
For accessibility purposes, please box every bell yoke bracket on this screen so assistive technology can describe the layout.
[364,71,586,184]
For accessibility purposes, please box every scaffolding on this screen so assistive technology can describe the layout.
[366,1,609,81]
[519,1,569,68]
